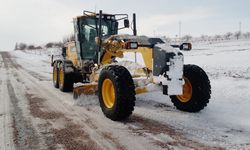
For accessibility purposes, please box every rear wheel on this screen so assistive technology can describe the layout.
[59,63,73,92]
[98,65,136,121]
[53,63,59,88]
[170,64,211,112]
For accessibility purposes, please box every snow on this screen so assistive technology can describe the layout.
[11,50,53,80]
[182,39,250,132]
[116,52,146,67]
[74,94,99,106]
[135,39,250,148]
[113,60,143,73]
[0,55,15,150]
[5,39,250,149]
[164,54,184,95]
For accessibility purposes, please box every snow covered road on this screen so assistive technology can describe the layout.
[1,39,250,150]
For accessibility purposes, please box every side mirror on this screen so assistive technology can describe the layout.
[124,19,129,28]
[180,43,192,51]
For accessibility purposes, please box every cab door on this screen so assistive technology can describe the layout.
[66,42,78,67]
[78,17,98,62]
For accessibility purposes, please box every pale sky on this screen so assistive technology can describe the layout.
[0,0,249,51]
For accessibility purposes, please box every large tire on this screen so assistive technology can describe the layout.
[170,64,211,112]
[59,63,73,92]
[53,63,59,88]
[98,65,136,121]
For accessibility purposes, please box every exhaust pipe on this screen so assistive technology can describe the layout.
[133,13,137,36]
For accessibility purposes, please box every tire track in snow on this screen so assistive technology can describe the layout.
[72,90,223,150]
[25,93,100,150]
[3,52,101,150]
[126,115,225,150]
[0,85,14,150]
[0,52,14,150]
[1,52,49,81]
[0,52,21,69]
[6,51,128,150]
[100,132,126,150]
[1,52,43,150]
[6,80,41,150]
[4,51,100,150]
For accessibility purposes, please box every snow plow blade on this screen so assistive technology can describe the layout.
[73,83,98,99]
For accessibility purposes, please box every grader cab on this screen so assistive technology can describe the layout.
[52,10,211,121]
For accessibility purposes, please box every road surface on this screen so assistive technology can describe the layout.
[0,49,249,150]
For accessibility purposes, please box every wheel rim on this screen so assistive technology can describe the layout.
[176,77,192,103]
[59,67,64,87]
[53,66,57,83]
[102,79,115,108]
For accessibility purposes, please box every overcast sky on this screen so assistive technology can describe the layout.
[0,0,249,51]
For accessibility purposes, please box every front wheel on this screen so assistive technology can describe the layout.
[98,65,136,121]
[170,64,211,112]
[58,63,73,92]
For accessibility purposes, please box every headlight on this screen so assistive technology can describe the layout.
[125,42,138,49]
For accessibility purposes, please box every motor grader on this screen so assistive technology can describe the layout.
[51,10,211,121]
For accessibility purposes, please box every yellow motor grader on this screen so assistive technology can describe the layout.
[51,10,211,121]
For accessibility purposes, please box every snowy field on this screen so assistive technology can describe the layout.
[135,39,250,149]
[1,39,250,150]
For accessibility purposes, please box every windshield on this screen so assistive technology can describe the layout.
[83,17,117,37]
[79,17,117,60]
[100,18,117,36]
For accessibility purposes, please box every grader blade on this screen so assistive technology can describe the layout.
[73,83,98,99]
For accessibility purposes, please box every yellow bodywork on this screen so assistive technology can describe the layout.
[100,38,153,71]
[73,83,98,98]
[71,37,155,98]
[53,65,57,83]
[122,47,153,70]
[65,42,78,67]
[59,66,64,87]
